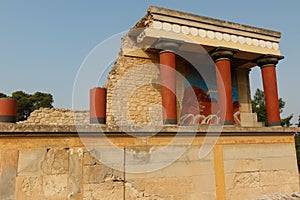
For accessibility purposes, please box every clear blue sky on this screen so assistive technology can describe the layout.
[0,1,299,122]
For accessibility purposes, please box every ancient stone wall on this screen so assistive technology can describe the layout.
[0,128,299,199]
[17,108,89,125]
[105,36,163,126]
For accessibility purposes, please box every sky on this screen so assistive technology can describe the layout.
[0,1,299,123]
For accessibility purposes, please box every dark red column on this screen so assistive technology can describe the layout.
[212,49,235,125]
[160,51,177,124]
[90,87,106,124]
[258,57,283,126]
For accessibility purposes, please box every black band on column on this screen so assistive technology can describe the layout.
[221,120,234,125]
[0,115,16,123]
[268,121,281,126]
[90,118,106,124]
[163,119,177,125]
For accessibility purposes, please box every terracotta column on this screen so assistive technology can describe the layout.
[212,48,236,125]
[159,50,177,124]
[257,56,283,126]
[90,87,106,124]
[0,98,18,123]
[155,39,182,125]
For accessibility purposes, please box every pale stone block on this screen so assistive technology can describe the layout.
[15,176,43,200]
[240,113,263,127]
[274,170,299,185]
[224,159,263,173]
[225,173,236,190]
[193,175,216,193]
[42,148,69,175]
[225,172,260,190]
[125,179,146,198]
[83,163,123,185]
[223,143,295,160]
[68,150,83,200]
[191,192,216,200]
[127,160,215,179]
[83,151,100,166]
[43,174,68,199]
[18,149,47,176]
[261,183,300,197]
[226,187,263,200]
[261,156,298,172]
[259,171,275,187]
[83,164,113,184]
[0,150,18,200]
[144,177,193,195]
[177,146,214,162]
[83,182,124,200]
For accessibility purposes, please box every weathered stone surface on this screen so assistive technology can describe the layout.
[43,174,68,199]
[42,148,69,175]
[68,148,83,200]
[224,159,263,173]
[0,150,18,200]
[15,176,43,199]
[83,151,101,166]
[17,108,89,125]
[144,177,193,195]
[18,149,47,176]
[83,182,124,200]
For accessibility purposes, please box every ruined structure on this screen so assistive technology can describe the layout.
[0,6,299,200]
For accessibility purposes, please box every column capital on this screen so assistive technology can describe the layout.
[153,38,184,53]
[256,54,284,68]
[211,47,238,62]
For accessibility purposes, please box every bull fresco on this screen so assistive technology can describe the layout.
[180,67,240,125]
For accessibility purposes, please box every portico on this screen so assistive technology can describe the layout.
[126,6,284,127]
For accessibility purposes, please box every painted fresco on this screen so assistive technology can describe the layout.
[180,67,240,125]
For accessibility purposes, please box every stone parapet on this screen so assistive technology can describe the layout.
[16,108,89,126]
[0,131,298,199]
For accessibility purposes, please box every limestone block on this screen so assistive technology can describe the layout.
[83,182,124,200]
[18,149,47,176]
[225,172,260,190]
[193,174,216,193]
[240,113,263,127]
[191,192,216,200]
[261,156,298,172]
[43,174,68,199]
[223,143,295,160]
[224,159,263,173]
[68,149,83,200]
[261,183,300,196]
[124,179,146,199]
[274,170,299,185]
[143,177,193,196]
[177,146,214,162]
[15,176,43,200]
[133,160,215,179]
[226,187,263,200]
[0,150,18,200]
[42,148,69,175]
[259,171,276,187]
[83,163,123,185]
[83,151,101,166]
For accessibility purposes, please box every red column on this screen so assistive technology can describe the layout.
[0,98,18,123]
[160,51,177,124]
[212,50,235,125]
[90,87,106,124]
[258,57,282,126]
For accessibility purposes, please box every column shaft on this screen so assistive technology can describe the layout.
[215,59,234,125]
[160,51,177,124]
[261,65,281,126]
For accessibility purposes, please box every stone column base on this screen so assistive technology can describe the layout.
[240,113,264,127]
